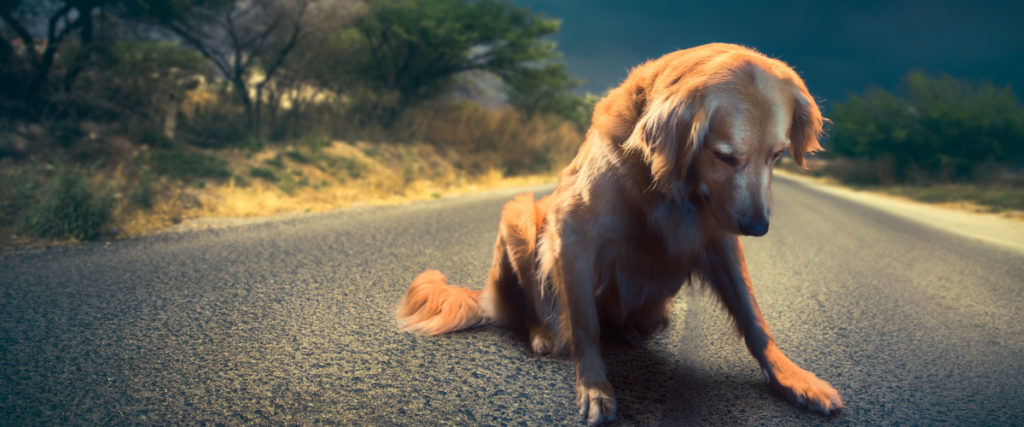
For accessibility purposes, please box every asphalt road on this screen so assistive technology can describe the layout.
[2,176,1023,425]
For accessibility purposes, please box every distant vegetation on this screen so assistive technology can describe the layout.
[0,0,594,242]
[823,71,1024,187]
[4,1,1021,242]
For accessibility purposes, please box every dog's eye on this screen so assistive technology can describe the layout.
[714,150,739,167]
[770,149,784,164]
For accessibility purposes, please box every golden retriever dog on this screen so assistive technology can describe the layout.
[396,43,842,424]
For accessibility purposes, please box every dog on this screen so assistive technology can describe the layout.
[396,43,842,424]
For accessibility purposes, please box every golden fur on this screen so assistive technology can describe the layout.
[396,43,841,424]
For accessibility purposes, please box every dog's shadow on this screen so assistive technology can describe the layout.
[602,339,835,425]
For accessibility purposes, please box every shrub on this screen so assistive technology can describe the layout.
[50,121,84,148]
[0,136,19,159]
[828,71,1024,184]
[151,150,231,181]
[397,103,582,175]
[309,151,367,179]
[300,135,331,153]
[132,127,176,148]
[15,165,114,241]
[178,101,253,148]
[263,155,285,169]
[336,156,368,179]
[130,172,155,209]
[284,150,308,163]
[249,166,278,182]
[0,168,41,225]
[277,174,297,195]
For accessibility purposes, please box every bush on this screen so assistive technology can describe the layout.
[0,168,41,226]
[249,166,278,182]
[263,154,285,169]
[132,128,176,148]
[131,172,155,209]
[95,41,212,129]
[151,150,231,181]
[284,150,308,163]
[396,103,582,175]
[15,165,114,241]
[328,155,367,179]
[178,101,253,148]
[828,71,1024,184]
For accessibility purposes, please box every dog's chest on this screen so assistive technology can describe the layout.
[596,227,698,312]
[597,197,705,306]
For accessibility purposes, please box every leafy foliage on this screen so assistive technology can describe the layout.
[15,164,114,241]
[0,0,593,243]
[2,0,587,135]
[396,103,581,175]
[828,71,1024,184]
[97,41,211,125]
[0,166,40,226]
[341,0,583,122]
[150,150,231,181]
[249,166,279,182]
[0,0,118,108]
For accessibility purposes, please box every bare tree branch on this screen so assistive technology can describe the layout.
[0,8,40,67]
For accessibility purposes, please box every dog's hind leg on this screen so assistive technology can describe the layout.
[481,193,554,354]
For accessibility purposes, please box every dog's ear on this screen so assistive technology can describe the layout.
[788,89,826,167]
[624,90,712,190]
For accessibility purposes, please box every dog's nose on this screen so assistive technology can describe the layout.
[738,219,769,236]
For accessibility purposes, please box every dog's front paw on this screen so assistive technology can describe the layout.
[576,381,616,425]
[766,367,843,415]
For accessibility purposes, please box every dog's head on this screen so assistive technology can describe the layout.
[623,51,824,236]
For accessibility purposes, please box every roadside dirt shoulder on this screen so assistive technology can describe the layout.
[777,170,1024,253]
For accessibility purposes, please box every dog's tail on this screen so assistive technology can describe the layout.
[396,270,491,335]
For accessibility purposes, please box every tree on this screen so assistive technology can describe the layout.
[343,0,582,123]
[101,40,212,137]
[0,0,115,110]
[139,0,334,132]
[828,71,1024,183]
[504,61,591,125]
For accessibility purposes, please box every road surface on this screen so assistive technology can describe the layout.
[2,176,1023,425]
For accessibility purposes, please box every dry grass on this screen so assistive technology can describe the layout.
[110,140,559,238]
[111,105,585,238]
[397,103,582,175]
[777,158,1024,221]
[2,105,584,247]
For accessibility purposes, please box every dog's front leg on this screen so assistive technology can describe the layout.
[552,231,616,425]
[702,234,843,415]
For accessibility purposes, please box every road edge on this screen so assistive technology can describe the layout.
[775,170,1024,253]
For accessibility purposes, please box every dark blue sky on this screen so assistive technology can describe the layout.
[511,0,1024,108]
